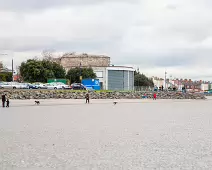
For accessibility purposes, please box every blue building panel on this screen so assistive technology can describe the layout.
[82,79,101,90]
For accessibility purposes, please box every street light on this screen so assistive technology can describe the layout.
[165,70,167,90]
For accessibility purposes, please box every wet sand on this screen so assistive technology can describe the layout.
[0,99,212,169]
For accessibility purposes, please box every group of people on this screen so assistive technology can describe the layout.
[1,94,10,108]
[142,93,157,100]
[1,92,157,107]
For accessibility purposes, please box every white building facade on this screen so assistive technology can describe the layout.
[93,66,135,90]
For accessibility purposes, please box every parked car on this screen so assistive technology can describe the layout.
[0,82,22,89]
[20,83,30,89]
[53,82,70,89]
[70,83,87,90]
[0,82,4,89]
[28,84,39,89]
[46,83,63,90]
[33,83,47,89]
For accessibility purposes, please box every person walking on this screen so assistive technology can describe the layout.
[6,95,10,108]
[153,93,157,100]
[85,93,90,104]
[2,94,6,108]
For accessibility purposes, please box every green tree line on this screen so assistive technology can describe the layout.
[134,70,154,87]
[19,59,96,83]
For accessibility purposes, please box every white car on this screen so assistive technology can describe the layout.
[53,82,70,89]
[46,83,63,90]
[0,82,22,89]
[33,83,47,89]
[20,83,30,89]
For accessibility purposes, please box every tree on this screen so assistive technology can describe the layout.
[19,58,66,83]
[66,67,96,83]
[0,62,12,82]
[134,70,154,87]
[52,62,66,78]
[0,72,12,82]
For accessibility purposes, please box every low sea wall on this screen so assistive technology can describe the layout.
[0,90,206,100]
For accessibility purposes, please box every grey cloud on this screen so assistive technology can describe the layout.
[112,54,192,68]
[0,36,55,52]
[0,36,121,54]
[113,47,212,69]
[1,0,212,80]
[0,0,138,12]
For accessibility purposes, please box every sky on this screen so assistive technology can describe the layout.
[0,0,212,80]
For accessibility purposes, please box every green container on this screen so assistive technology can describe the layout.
[47,79,67,84]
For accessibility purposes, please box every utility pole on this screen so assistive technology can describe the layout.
[12,59,14,82]
[165,70,167,90]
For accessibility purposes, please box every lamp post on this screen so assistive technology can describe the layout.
[12,58,14,82]
[165,70,167,90]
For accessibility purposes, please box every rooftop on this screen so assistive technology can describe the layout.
[61,53,110,58]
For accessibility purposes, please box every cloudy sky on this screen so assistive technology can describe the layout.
[0,0,212,80]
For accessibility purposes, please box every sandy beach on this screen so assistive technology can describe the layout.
[0,98,212,169]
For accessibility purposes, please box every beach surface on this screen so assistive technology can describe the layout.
[0,98,212,169]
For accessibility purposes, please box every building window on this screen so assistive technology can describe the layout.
[95,71,103,78]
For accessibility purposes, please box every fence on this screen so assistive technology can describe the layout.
[134,86,154,92]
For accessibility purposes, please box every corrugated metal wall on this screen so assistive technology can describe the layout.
[129,71,134,90]
[108,70,134,90]
[124,71,128,90]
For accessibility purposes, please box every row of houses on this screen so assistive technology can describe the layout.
[152,77,212,92]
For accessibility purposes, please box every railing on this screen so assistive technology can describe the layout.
[134,86,154,92]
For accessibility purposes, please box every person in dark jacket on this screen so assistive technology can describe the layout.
[85,93,90,104]
[2,94,6,107]
[6,95,10,108]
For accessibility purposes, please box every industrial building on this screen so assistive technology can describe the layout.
[93,66,134,91]
[54,53,135,90]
